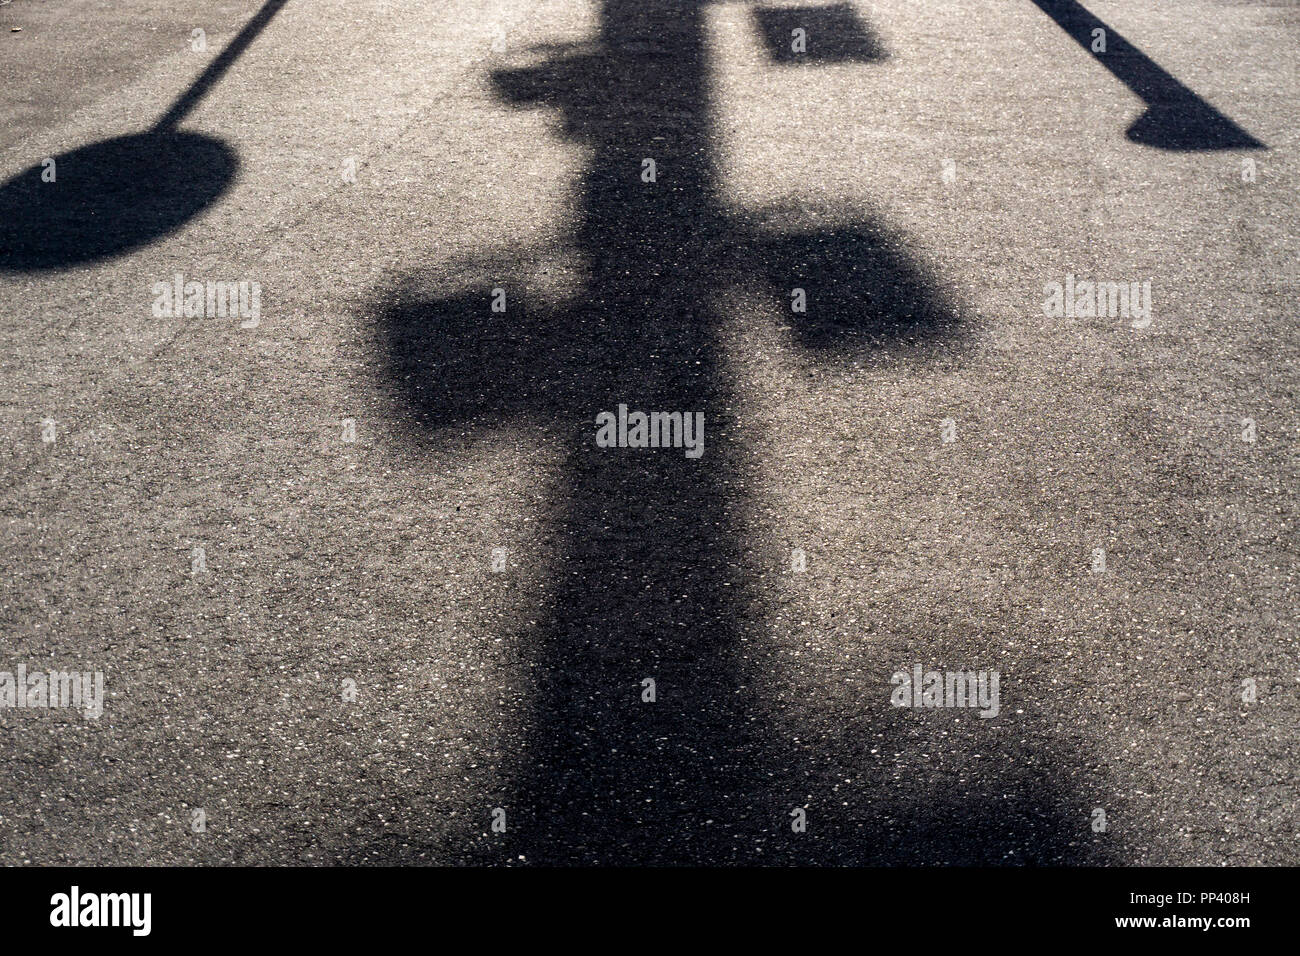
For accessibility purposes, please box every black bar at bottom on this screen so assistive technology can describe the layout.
[0,866,1280,943]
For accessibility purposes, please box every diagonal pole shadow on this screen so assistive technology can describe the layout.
[152,0,292,133]
[1030,0,1264,150]
[369,0,1119,864]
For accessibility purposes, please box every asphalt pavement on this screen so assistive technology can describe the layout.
[0,0,1295,864]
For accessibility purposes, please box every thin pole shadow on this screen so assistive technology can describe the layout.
[0,0,291,272]
[363,0,1120,864]
[1030,0,1264,150]
[152,0,291,133]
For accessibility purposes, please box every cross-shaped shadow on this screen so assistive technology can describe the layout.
[368,0,1114,864]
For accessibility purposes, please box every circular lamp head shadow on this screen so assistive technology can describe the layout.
[0,130,238,272]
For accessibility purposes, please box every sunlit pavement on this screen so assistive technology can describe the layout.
[0,0,1295,864]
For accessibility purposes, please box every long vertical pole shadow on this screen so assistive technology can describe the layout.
[489,0,763,864]
[1030,0,1264,150]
